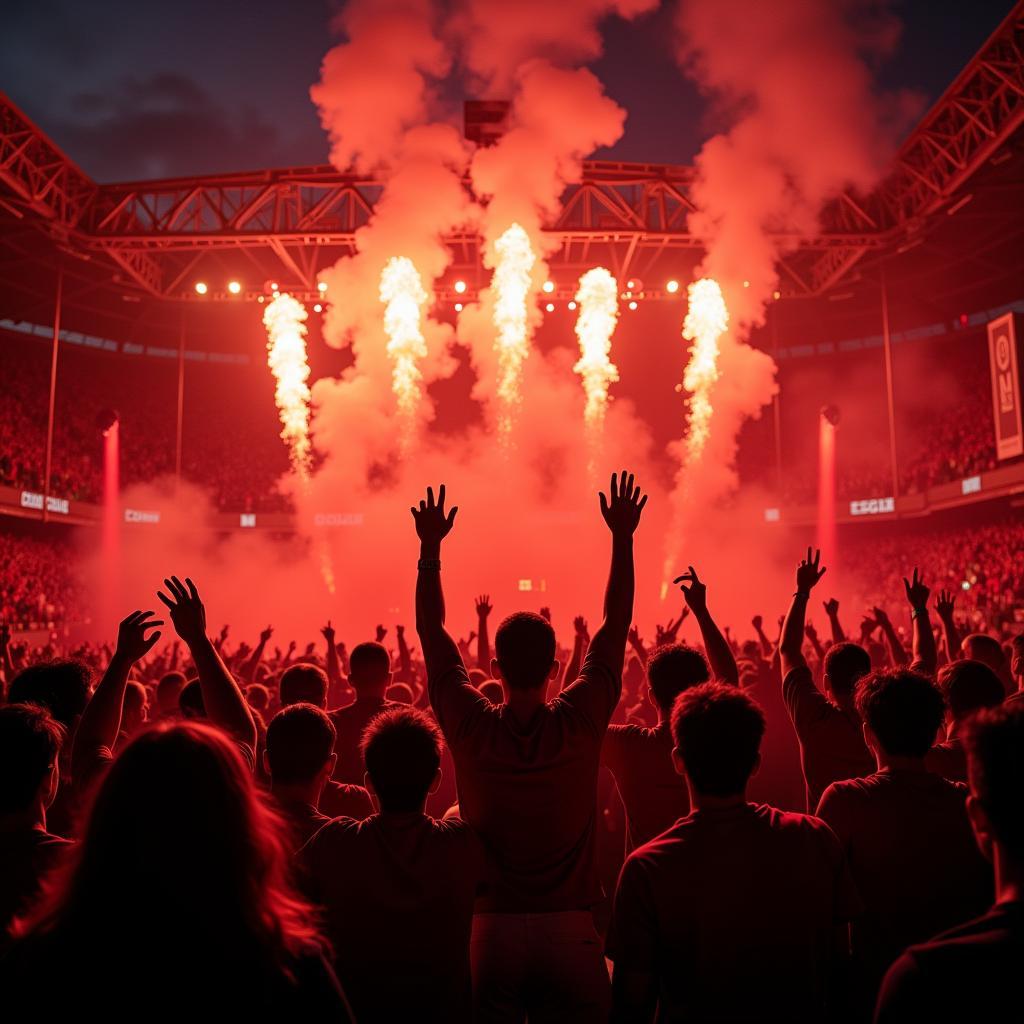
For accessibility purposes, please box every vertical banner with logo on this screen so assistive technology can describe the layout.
[988,313,1023,461]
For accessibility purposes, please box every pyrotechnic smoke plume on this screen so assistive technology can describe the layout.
[573,267,620,444]
[263,293,313,479]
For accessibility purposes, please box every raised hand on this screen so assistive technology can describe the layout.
[115,610,164,663]
[860,615,879,638]
[376,624,388,643]
[476,594,492,618]
[599,470,647,537]
[411,484,458,546]
[156,576,207,647]
[903,567,930,611]
[871,606,891,627]
[823,598,840,617]
[795,548,826,594]
[751,615,763,632]
[574,615,590,640]
[673,565,708,613]
[260,624,274,644]
[628,625,642,648]
[396,624,405,638]
[804,622,818,642]
[320,621,335,643]
[539,607,552,623]
[935,589,956,619]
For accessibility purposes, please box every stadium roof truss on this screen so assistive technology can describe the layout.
[0,1,1021,302]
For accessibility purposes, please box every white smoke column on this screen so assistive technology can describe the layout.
[491,223,536,441]
[680,278,727,464]
[263,293,312,479]
[573,267,620,438]
[379,256,429,452]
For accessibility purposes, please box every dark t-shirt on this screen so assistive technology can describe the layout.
[606,803,861,1023]
[429,646,620,912]
[783,665,874,811]
[816,768,992,1003]
[602,722,689,852]
[329,697,395,784]
[300,813,483,1023]
[0,825,73,933]
[874,901,1024,1023]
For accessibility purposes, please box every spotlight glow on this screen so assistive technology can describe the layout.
[542,280,555,294]
[379,256,429,452]
[262,293,313,479]
[454,279,467,294]
[545,302,555,312]
[194,281,208,295]
[227,280,241,295]
[666,279,680,294]
[628,300,638,310]
[317,281,328,293]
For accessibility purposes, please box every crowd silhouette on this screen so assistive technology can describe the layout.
[1,470,1022,1022]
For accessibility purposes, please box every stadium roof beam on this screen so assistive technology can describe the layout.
[0,2,1021,300]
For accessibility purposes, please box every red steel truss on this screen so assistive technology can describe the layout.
[1,1,1021,300]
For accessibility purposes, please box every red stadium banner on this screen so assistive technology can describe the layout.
[988,313,1023,461]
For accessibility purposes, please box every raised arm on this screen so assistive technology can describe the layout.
[396,624,412,681]
[413,484,462,678]
[780,548,827,678]
[587,471,647,669]
[751,615,772,659]
[72,610,162,782]
[673,566,738,685]
[823,598,846,644]
[904,568,936,677]
[475,594,492,670]
[157,576,257,753]
[241,624,273,684]
[562,615,590,691]
[804,621,826,666]
[871,605,908,667]
[321,620,344,693]
[627,625,648,665]
[934,590,960,663]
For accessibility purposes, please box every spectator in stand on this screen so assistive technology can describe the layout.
[329,642,395,784]
[602,566,738,852]
[607,682,861,1023]
[926,660,1004,782]
[0,704,72,933]
[264,702,371,850]
[875,704,1024,1022]
[414,473,646,1021]
[817,668,992,1018]
[300,706,483,1023]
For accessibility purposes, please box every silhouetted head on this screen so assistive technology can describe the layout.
[823,642,871,704]
[361,706,442,813]
[178,680,205,719]
[856,669,945,759]
[246,683,270,713]
[671,682,765,799]
[15,721,320,961]
[492,612,557,692]
[278,664,327,709]
[479,680,504,705]
[468,668,488,688]
[965,704,1024,866]
[962,633,1011,689]
[937,660,1004,724]
[0,704,64,818]
[122,680,149,735]
[386,682,414,704]
[156,671,186,718]
[647,643,710,714]
[8,660,91,730]
[264,703,336,786]
[349,641,392,694]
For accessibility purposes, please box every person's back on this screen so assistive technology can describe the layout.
[0,721,352,1021]
[300,707,482,1023]
[604,580,739,851]
[608,683,860,1023]
[414,474,646,1020]
[329,641,394,783]
[817,669,992,1012]
[875,704,1024,1023]
[0,704,72,933]
[782,639,874,810]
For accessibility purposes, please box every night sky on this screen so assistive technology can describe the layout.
[1,0,1015,182]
